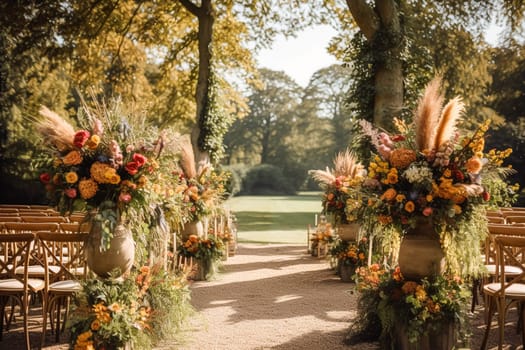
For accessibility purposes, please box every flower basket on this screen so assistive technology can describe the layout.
[195,257,217,281]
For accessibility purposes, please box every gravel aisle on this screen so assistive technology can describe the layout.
[166,243,378,350]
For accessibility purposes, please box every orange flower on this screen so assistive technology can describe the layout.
[78,178,98,199]
[90,319,101,331]
[465,156,483,174]
[381,188,397,201]
[62,150,82,166]
[389,148,416,169]
[401,281,419,294]
[404,201,415,213]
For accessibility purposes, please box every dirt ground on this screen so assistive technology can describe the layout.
[1,242,523,349]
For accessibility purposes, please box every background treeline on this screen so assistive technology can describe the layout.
[1,1,525,201]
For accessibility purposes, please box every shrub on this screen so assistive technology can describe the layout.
[241,164,296,195]
[222,164,250,196]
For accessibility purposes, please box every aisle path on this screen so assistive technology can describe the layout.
[165,243,378,350]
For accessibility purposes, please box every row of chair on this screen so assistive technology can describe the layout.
[0,230,88,349]
[479,218,525,349]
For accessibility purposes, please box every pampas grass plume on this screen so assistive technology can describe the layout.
[434,97,464,149]
[37,106,76,152]
[414,77,444,152]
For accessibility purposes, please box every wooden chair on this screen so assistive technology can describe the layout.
[481,235,525,349]
[0,217,22,223]
[38,231,89,345]
[3,223,60,278]
[0,233,44,350]
[59,222,91,234]
[505,215,525,224]
[20,216,68,223]
[487,216,506,224]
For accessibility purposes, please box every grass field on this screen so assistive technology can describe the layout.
[224,192,323,244]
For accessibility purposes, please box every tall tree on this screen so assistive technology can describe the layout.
[339,0,525,127]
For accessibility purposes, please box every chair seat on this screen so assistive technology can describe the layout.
[0,278,45,291]
[49,279,81,293]
[484,282,525,298]
[15,265,61,276]
[484,264,523,275]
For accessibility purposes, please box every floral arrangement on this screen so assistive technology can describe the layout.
[178,234,224,261]
[69,265,192,349]
[332,237,368,268]
[172,140,229,225]
[351,264,470,346]
[36,99,162,250]
[359,78,516,276]
[309,150,366,225]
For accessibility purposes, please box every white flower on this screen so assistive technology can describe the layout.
[403,164,433,185]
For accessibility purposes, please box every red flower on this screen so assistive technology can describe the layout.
[64,188,77,198]
[391,135,405,142]
[132,153,147,167]
[453,170,465,182]
[39,173,51,184]
[482,191,491,201]
[125,161,139,175]
[73,130,90,148]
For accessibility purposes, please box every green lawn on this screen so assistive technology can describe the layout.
[224,192,323,244]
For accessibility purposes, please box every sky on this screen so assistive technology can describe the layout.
[256,24,503,88]
[256,25,339,88]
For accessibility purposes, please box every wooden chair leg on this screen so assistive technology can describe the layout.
[481,296,495,350]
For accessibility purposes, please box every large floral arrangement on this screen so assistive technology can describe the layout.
[331,237,368,268]
[36,100,161,250]
[309,150,366,225]
[172,140,229,225]
[177,234,224,261]
[359,78,516,276]
[350,264,470,346]
[69,265,192,349]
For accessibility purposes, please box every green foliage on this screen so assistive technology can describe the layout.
[223,163,250,196]
[241,164,296,195]
[198,64,236,163]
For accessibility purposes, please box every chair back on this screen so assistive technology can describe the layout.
[20,216,67,223]
[0,233,35,287]
[3,222,59,233]
[37,231,89,284]
[493,235,525,293]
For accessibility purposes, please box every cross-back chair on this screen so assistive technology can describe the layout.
[38,231,89,345]
[0,233,44,350]
[481,234,525,349]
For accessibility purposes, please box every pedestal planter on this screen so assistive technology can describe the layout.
[195,257,217,281]
[398,220,445,281]
[394,321,456,350]
[86,222,135,278]
[339,261,355,283]
[337,223,360,241]
[181,220,204,240]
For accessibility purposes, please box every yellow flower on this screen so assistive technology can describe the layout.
[86,135,100,150]
[426,194,433,202]
[65,171,78,184]
[415,285,427,301]
[453,204,462,214]
[386,170,398,184]
[404,201,415,213]
[395,194,406,202]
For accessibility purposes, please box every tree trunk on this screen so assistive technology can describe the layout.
[178,0,214,165]
[346,0,404,128]
[374,56,403,127]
